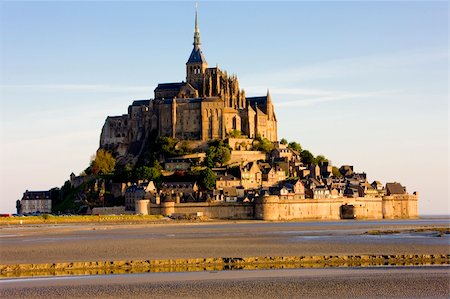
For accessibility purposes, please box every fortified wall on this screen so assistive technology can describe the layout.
[136,194,418,220]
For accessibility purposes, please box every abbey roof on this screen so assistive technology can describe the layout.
[187,47,207,64]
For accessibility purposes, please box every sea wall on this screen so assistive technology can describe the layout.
[137,194,418,220]
[382,194,418,219]
[92,206,132,215]
[147,202,254,220]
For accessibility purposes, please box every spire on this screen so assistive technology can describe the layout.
[187,3,207,65]
[193,3,201,49]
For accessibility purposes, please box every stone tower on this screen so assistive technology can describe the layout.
[186,8,208,93]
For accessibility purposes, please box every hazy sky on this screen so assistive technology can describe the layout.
[0,1,448,215]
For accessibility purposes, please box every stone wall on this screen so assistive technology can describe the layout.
[229,150,266,165]
[382,194,418,219]
[136,194,418,221]
[148,202,254,220]
[92,206,131,215]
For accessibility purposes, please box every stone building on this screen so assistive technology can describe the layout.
[124,181,156,211]
[19,190,52,214]
[100,10,277,163]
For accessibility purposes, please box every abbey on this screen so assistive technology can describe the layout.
[100,11,277,159]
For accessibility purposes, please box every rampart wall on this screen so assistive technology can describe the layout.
[136,194,418,221]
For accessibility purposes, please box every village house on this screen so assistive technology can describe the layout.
[320,161,333,178]
[309,164,321,179]
[160,181,198,196]
[164,158,192,171]
[305,186,331,199]
[270,145,294,161]
[216,173,241,189]
[262,166,286,187]
[339,165,354,177]
[124,181,157,211]
[19,190,52,214]
[240,162,262,189]
[283,179,305,195]
[344,186,359,198]
[357,181,379,198]
[386,182,406,195]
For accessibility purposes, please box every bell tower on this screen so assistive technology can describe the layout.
[186,6,208,92]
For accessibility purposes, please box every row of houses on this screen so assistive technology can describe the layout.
[18,143,413,214]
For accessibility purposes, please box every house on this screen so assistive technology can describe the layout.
[270,146,294,161]
[330,188,343,198]
[124,181,157,211]
[281,179,305,195]
[240,162,262,189]
[305,186,331,199]
[386,182,406,195]
[305,177,324,190]
[371,180,384,191]
[330,178,347,191]
[309,164,321,179]
[358,181,379,198]
[164,158,192,171]
[160,181,198,196]
[339,165,354,177]
[216,174,241,189]
[223,187,238,202]
[320,161,333,178]
[262,166,286,187]
[20,190,52,214]
[269,186,290,196]
[344,187,359,198]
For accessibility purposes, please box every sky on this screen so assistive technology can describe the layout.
[0,1,448,215]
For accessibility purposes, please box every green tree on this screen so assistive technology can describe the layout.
[179,141,192,155]
[332,166,342,178]
[300,150,316,165]
[90,149,116,175]
[280,138,288,145]
[199,167,216,190]
[227,130,243,138]
[288,141,302,152]
[316,155,328,166]
[205,140,231,167]
[158,137,178,157]
[134,165,162,183]
[254,136,274,153]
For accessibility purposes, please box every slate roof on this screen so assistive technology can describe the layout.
[386,183,406,195]
[125,185,145,193]
[155,82,185,91]
[187,47,207,64]
[247,96,268,113]
[132,99,150,106]
[216,174,240,181]
[22,191,51,200]
[246,96,267,106]
[161,182,196,189]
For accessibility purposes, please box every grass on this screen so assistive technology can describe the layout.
[0,214,164,225]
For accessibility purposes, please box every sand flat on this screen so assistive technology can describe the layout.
[0,219,448,264]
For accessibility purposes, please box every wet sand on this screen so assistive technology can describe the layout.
[1,219,448,264]
[1,267,449,298]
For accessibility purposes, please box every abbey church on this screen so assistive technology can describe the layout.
[100,11,277,159]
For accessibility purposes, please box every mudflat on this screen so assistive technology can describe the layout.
[0,219,448,264]
[1,267,449,298]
